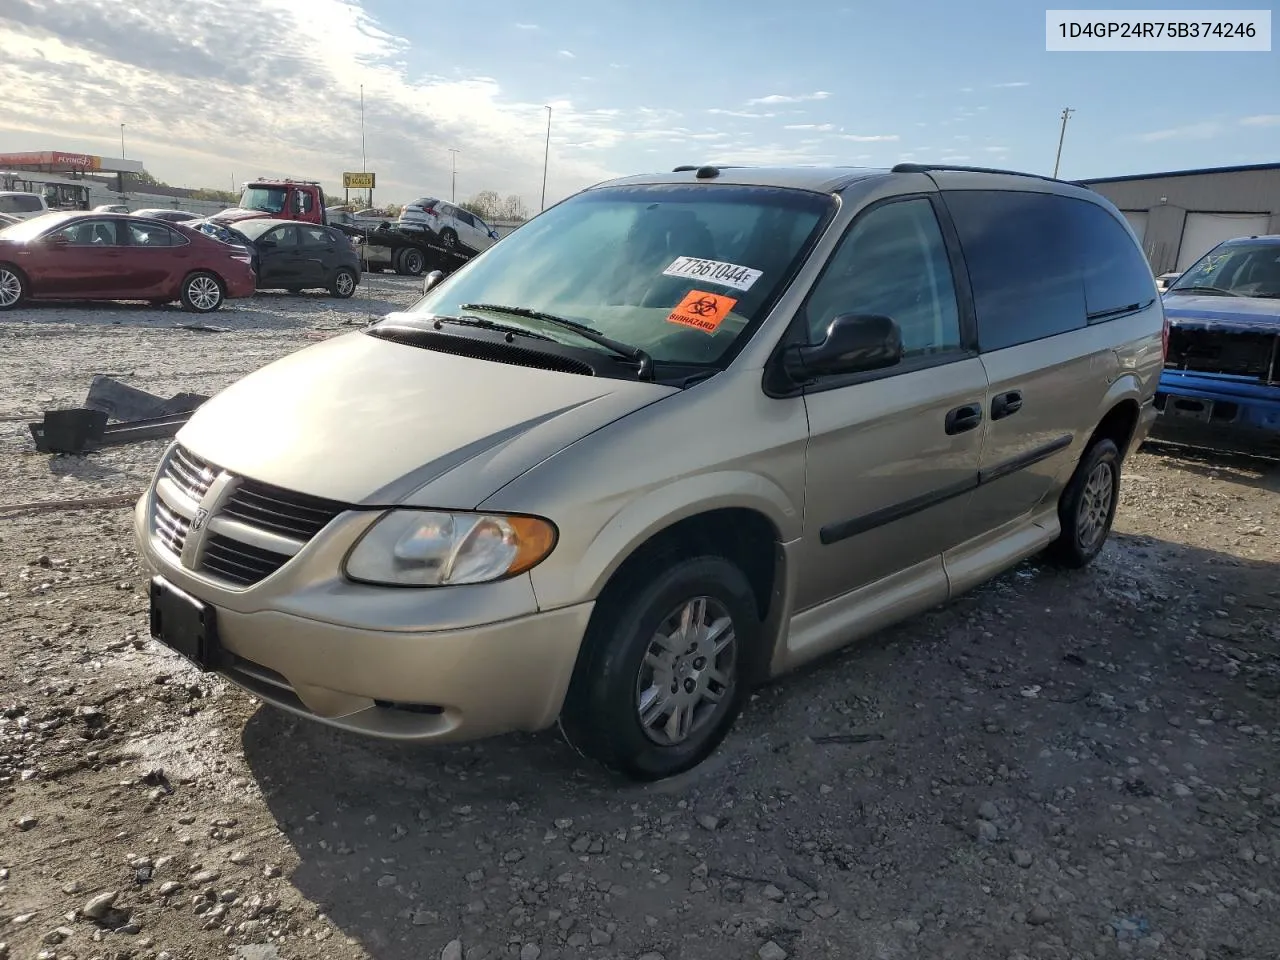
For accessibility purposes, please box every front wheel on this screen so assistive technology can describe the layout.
[1045,437,1120,568]
[0,264,26,310]
[559,556,758,781]
[180,272,224,313]
[439,228,458,249]
[330,268,357,299]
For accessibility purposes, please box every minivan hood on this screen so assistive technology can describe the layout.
[176,329,676,507]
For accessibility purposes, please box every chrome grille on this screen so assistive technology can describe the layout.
[152,499,190,557]
[202,533,293,587]
[221,479,346,540]
[149,444,347,588]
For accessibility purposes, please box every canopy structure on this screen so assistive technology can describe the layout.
[0,150,144,176]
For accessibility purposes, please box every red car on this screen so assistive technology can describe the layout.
[0,212,257,313]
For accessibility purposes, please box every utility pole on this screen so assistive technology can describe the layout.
[449,148,459,202]
[120,123,126,159]
[360,84,370,207]
[540,105,552,212]
[1052,107,1075,179]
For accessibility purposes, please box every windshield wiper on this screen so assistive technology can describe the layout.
[427,314,556,341]
[1172,285,1245,298]
[461,303,655,381]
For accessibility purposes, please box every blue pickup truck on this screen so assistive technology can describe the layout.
[1152,234,1280,455]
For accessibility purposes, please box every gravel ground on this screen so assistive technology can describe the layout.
[2,280,1279,960]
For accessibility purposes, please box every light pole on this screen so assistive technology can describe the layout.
[540,105,552,212]
[1052,107,1075,179]
[449,148,459,202]
[120,123,126,159]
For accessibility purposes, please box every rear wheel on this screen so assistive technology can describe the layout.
[330,268,357,299]
[559,556,757,781]
[180,272,224,313]
[400,247,426,276]
[0,264,25,310]
[391,248,407,275]
[1045,437,1120,568]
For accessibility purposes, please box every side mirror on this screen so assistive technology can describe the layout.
[423,269,444,295]
[783,313,904,380]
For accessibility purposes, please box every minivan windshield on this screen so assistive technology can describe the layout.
[1168,241,1280,299]
[397,184,834,366]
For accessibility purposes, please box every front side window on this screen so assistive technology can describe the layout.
[52,219,120,246]
[395,184,834,368]
[265,225,300,248]
[1169,241,1280,300]
[801,197,962,359]
[296,191,314,215]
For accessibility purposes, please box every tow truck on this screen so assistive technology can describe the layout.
[209,177,474,278]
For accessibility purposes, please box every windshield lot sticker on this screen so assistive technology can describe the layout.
[663,256,762,292]
[666,290,737,334]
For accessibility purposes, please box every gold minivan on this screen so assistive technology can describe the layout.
[135,163,1165,780]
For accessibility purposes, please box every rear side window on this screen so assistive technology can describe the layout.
[1065,200,1157,320]
[0,194,44,214]
[301,226,332,247]
[942,190,1085,352]
[127,223,175,247]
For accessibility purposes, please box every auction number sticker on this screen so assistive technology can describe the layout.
[663,256,762,292]
[667,290,738,334]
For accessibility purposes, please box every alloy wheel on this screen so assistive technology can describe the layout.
[0,268,21,308]
[635,596,736,746]
[336,271,355,296]
[187,275,221,311]
[1076,461,1114,549]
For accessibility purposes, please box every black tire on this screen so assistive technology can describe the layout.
[1044,437,1121,569]
[391,248,407,275]
[400,247,426,276]
[439,228,458,249]
[329,267,357,299]
[179,271,224,313]
[0,263,26,310]
[559,556,758,781]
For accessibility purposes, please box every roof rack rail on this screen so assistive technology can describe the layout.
[672,165,699,172]
[891,162,1082,187]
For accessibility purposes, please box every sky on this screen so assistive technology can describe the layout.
[0,0,1276,209]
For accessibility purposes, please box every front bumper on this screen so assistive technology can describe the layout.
[1149,369,1280,455]
[133,491,593,742]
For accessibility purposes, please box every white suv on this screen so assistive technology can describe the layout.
[398,197,498,252]
[0,191,50,220]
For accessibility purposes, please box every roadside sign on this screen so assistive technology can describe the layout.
[343,172,376,189]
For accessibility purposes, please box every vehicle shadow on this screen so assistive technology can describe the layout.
[240,533,1280,960]
[1140,439,1280,494]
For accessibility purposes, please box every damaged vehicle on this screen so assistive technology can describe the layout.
[134,163,1163,780]
[1153,234,1280,455]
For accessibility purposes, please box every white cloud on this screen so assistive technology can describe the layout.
[992,81,1029,88]
[746,91,832,105]
[0,0,695,207]
[514,22,539,30]
[708,108,776,119]
[1138,122,1222,142]
[1241,114,1280,127]
[784,123,835,132]
[837,134,900,142]
[558,49,575,59]
[959,87,973,93]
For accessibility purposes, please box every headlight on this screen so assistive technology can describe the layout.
[344,510,557,586]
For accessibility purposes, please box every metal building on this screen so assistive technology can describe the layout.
[1081,162,1280,276]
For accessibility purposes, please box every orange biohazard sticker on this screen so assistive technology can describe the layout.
[666,289,737,334]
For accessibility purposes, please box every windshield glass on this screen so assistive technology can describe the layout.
[399,184,834,365]
[240,186,288,214]
[1169,242,1280,299]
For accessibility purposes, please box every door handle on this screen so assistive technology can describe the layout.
[991,390,1023,420]
[944,403,983,435]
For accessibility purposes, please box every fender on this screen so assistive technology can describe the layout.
[526,469,800,611]
[1048,370,1145,489]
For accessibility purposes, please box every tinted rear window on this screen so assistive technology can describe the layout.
[0,194,44,213]
[1066,200,1157,319]
[943,190,1085,351]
